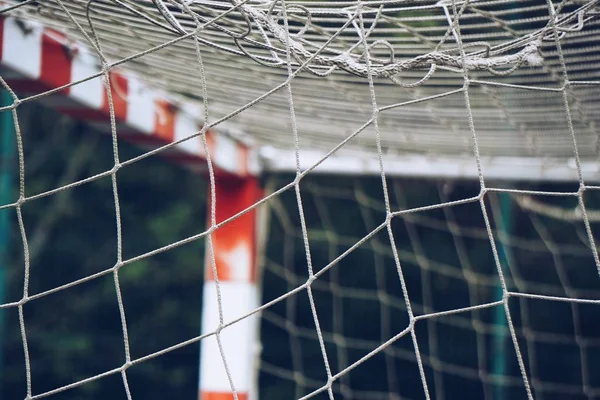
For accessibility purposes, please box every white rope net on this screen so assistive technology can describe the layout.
[260,177,600,399]
[0,0,599,399]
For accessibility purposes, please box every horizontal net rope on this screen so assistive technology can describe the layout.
[7,0,600,160]
[516,194,600,221]
[0,0,598,399]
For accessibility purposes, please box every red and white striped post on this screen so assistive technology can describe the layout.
[200,177,262,400]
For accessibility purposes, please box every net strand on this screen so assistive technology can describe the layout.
[446,0,534,398]
[438,183,493,399]
[0,70,34,400]
[528,212,597,397]
[312,189,353,398]
[185,0,243,395]
[395,186,445,399]
[546,0,600,276]
[358,3,432,400]
[155,0,551,78]
[514,205,593,399]
[355,186,401,399]
[279,0,337,396]
[65,0,135,396]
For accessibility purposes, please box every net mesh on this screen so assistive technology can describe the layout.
[0,0,599,399]
[259,176,600,399]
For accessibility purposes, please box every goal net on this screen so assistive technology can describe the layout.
[0,0,599,399]
[259,176,600,399]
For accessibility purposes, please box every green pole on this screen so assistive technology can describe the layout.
[493,192,512,400]
[0,90,15,395]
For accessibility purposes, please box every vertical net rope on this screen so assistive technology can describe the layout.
[0,0,599,399]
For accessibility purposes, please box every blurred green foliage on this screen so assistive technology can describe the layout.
[1,102,207,399]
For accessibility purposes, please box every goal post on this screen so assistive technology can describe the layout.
[0,8,262,399]
[200,176,262,400]
[0,0,599,399]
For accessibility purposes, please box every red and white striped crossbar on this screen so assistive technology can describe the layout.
[0,15,255,178]
[0,13,263,400]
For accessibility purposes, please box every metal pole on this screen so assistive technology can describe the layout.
[493,192,512,400]
[0,90,15,396]
[198,177,262,400]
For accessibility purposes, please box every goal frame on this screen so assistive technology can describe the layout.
[1,14,598,184]
[0,14,262,400]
